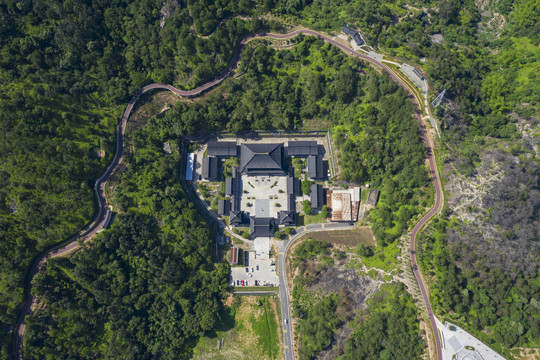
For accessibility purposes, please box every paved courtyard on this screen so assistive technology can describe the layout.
[230,251,279,288]
[240,175,289,217]
[436,319,505,360]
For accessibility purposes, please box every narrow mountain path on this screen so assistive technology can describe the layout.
[12,29,444,360]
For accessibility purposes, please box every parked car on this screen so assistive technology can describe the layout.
[245,267,249,272]
[237,280,240,286]
[245,280,248,286]
[241,280,245,286]
[251,267,254,272]
[254,280,258,286]
[256,265,259,270]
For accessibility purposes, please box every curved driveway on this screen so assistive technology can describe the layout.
[13,29,443,360]
[278,223,355,360]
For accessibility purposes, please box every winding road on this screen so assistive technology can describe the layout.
[12,29,443,360]
[278,223,355,360]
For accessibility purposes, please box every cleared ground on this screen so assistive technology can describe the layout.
[295,227,376,247]
[192,295,282,360]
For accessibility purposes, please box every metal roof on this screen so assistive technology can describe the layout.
[202,156,218,180]
[366,189,379,206]
[287,195,296,212]
[286,141,318,157]
[185,153,195,181]
[230,247,239,264]
[240,143,284,175]
[307,155,324,179]
[207,141,238,157]
[412,68,424,80]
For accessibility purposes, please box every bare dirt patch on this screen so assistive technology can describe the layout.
[297,228,376,247]
[511,347,540,360]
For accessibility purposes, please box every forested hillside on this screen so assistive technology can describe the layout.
[270,0,540,355]
[2,0,538,357]
[157,36,429,246]
[0,0,262,338]
[13,31,429,358]
[23,130,229,358]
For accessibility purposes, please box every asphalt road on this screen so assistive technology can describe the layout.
[13,29,444,360]
[278,222,354,360]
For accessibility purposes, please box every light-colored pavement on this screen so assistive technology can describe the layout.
[436,318,505,360]
[230,251,279,287]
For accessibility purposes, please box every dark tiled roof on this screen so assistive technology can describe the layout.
[307,155,324,179]
[240,143,284,175]
[207,141,238,157]
[230,195,238,211]
[353,33,364,46]
[310,183,324,209]
[225,177,237,196]
[202,157,218,180]
[278,210,296,226]
[287,195,296,212]
[342,25,356,36]
[218,199,230,216]
[249,217,276,238]
[229,210,244,226]
[286,141,318,157]
[287,176,300,195]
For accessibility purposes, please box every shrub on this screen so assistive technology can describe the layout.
[321,205,328,218]
[302,200,312,215]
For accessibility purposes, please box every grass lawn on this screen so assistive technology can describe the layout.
[192,295,282,360]
[298,213,327,225]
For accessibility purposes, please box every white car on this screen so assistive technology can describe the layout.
[284,319,288,325]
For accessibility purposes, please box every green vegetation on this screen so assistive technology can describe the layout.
[296,293,345,359]
[354,241,401,273]
[291,240,422,359]
[301,178,312,195]
[192,296,281,360]
[292,239,331,267]
[301,200,312,215]
[0,0,270,335]
[420,210,540,355]
[339,284,424,360]
[299,212,327,226]
[251,298,280,359]
[22,121,229,358]
[4,0,536,355]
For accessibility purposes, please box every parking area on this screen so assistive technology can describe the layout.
[230,251,279,288]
